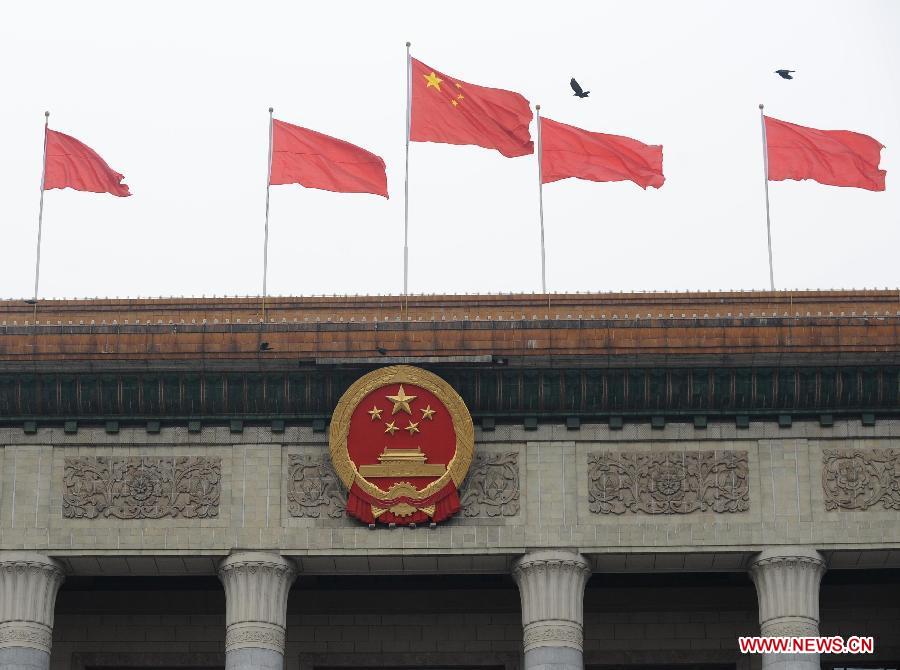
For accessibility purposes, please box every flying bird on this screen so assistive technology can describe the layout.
[570,78,590,98]
[775,69,795,80]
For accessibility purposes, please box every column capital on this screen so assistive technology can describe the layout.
[512,550,591,652]
[0,552,65,654]
[218,551,298,655]
[749,545,826,637]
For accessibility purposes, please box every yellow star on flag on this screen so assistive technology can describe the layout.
[368,406,383,421]
[420,405,436,420]
[386,385,417,415]
[424,71,443,92]
[384,421,399,435]
[405,421,420,435]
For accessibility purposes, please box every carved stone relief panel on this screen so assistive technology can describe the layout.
[823,449,900,510]
[286,454,346,518]
[587,450,749,514]
[460,451,520,517]
[62,456,221,519]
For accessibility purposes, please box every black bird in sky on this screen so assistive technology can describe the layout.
[775,69,796,80]
[570,78,590,98]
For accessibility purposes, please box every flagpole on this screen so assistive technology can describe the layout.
[403,41,411,298]
[535,104,547,294]
[759,103,775,291]
[31,111,50,305]
[261,107,274,322]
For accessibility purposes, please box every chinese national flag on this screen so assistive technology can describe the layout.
[410,58,533,158]
[44,129,131,196]
[270,119,388,198]
[764,116,886,191]
[540,117,665,189]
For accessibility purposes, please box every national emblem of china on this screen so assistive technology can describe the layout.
[329,366,474,526]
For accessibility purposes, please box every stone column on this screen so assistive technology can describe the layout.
[0,552,65,670]
[218,552,298,670]
[749,546,827,670]
[512,550,592,670]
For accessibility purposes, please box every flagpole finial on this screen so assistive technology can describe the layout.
[44,111,49,118]
[535,104,541,111]
[268,107,274,113]
[406,41,411,47]
[759,103,765,110]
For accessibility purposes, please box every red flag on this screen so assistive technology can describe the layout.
[540,117,664,189]
[410,58,533,158]
[44,129,131,196]
[270,120,388,198]
[764,116,886,191]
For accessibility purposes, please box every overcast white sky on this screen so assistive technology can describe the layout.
[1,0,898,300]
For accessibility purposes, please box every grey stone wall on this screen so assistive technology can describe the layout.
[1,419,899,556]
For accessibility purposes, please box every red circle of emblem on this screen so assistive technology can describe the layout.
[329,366,474,525]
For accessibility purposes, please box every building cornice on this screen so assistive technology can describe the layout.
[0,362,895,426]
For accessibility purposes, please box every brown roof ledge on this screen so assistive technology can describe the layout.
[1,290,898,365]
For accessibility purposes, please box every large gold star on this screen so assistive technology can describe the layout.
[386,385,417,415]
[384,421,399,435]
[367,405,383,421]
[420,405,436,421]
[424,71,442,92]
[405,421,420,435]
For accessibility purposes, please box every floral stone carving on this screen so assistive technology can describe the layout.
[460,451,520,517]
[823,449,900,510]
[588,450,749,514]
[287,454,346,518]
[63,456,221,519]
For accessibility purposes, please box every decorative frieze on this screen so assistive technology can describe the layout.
[286,454,346,518]
[225,626,285,650]
[460,451,520,517]
[0,626,52,650]
[823,449,900,510]
[587,450,749,515]
[523,623,583,649]
[62,456,221,519]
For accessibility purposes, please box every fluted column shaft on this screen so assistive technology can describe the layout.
[0,552,65,670]
[749,546,826,670]
[512,550,591,670]
[218,552,297,670]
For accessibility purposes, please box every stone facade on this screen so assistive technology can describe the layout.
[3,420,898,554]
[0,291,897,669]
[0,419,896,667]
